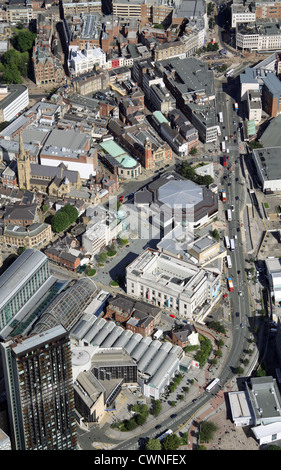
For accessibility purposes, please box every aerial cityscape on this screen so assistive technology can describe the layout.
[1,0,281,454]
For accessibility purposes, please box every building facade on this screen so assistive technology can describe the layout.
[0,326,77,450]
[0,249,50,333]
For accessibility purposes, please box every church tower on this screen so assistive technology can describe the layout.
[17,131,31,191]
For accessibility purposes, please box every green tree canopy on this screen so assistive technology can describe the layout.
[51,211,70,233]
[145,439,162,451]
[2,64,22,84]
[61,204,78,224]
[13,29,36,52]
[162,433,181,451]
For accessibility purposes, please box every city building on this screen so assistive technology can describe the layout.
[70,312,185,400]
[126,248,221,321]
[252,146,281,192]
[240,66,281,118]
[156,57,217,143]
[98,138,142,180]
[62,0,102,16]
[105,294,161,336]
[0,85,29,122]
[265,257,281,308]
[229,376,281,445]
[0,248,50,336]
[16,131,82,196]
[82,205,123,257]
[246,89,262,124]
[68,44,106,77]
[107,118,172,170]
[0,325,77,450]
[236,21,281,52]
[39,129,97,180]
[171,323,199,348]
[3,222,52,249]
[134,171,218,231]
[6,0,33,24]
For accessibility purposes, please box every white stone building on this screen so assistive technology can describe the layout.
[126,249,221,321]
[68,44,106,76]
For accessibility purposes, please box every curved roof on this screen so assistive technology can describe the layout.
[116,154,137,168]
[33,278,98,334]
[157,180,203,209]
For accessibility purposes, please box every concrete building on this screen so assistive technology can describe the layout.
[246,89,262,124]
[0,85,29,122]
[240,66,281,118]
[156,57,217,143]
[82,205,123,257]
[236,21,281,52]
[229,376,281,445]
[68,44,106,77]
[265,257,281,305]
[252,146,281,192]
[62,0,102,16]
[0,248,50,337]
[126,248,221,321]
[134,171,218,232]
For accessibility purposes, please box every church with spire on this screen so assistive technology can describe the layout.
[16,131,82,198]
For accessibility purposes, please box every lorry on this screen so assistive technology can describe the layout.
[219,112,223,123]
[221,190,226,202]
[228,278,234,292]
[230,238,235,251]
[221,141,226,152]
[153,329,163,340]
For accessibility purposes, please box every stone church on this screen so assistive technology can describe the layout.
[17,132,82,197]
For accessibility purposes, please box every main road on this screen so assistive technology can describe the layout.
[216,87,254,383]
[92,89,256,452]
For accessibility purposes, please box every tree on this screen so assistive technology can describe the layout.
[13,30,36,52]
[51,211,70,233]
[2,64,22,84]
[162,433,181,451]
[199,421,218,443]
[136,413,147,426]
[145,439,162,451]
[61,204,78,224]
[151,400,162,416]
[212,229,220,241]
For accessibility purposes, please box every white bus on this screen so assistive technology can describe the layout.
[227,209,232,221]
[206,378,220,393]
[224,235,230,249]
[221,141,226,152]
[158,429,173,441]
[219,112,223,123]
[230,239,235,251]
[226,255,232,269]
[217,126,221,136]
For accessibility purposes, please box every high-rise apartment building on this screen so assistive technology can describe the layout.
[0,325,77,450]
